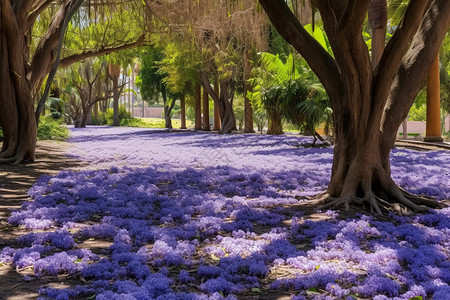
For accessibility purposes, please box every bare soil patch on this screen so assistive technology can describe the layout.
[0,141,84,300]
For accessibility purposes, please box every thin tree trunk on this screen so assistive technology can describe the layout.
[368,0,387,69]
[109,64,121,126]
[180,94,187,129]
[194,83,202,130]
[213,78,221,131]
[267,106,283,135]
[200,72,237,133]
[93,102,98,124]
[244,49,254,133]
[131,63,136,118]
[402,119,408,140]
[162,87,174,129]
[202,85,210,131]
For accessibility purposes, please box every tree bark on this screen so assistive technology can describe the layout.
[259,0,450,213]
[109,64,121,126]
[266,105,283,135]
[368,0,387,69]
[213,78,221,131]
[0,0,36,163]
[424,54,443,142]
[244,49,255,133]
[202,86,210,131]
[180,94,187,129]
[200,72,237,134]
[402,119,408,140]
[194,83,202,130]
[162,87,176,129]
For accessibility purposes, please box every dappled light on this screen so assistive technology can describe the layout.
[1,127,449,299]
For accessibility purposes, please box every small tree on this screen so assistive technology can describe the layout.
[137,45,179,129]
[65,59,123,128]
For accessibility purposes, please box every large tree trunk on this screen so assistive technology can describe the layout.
[0,4,37,163]
[259,0,450,213]
[0,0,145,164]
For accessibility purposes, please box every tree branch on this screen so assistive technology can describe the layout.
[380,0,450,151]
[34,0,84,124]
[373,0,430,112]
[28,0,55,29]
[59,34,146,68]
[200,71,221,106]
[258,0,342,101]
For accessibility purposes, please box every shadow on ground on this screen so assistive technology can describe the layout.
[0,140,83,300]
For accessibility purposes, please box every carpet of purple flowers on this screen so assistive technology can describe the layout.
[1,126,450,299]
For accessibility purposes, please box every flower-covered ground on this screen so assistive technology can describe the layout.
[1,126,450,300]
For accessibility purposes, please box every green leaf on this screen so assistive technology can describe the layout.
[251,288,262,293]
[409,297,423,300]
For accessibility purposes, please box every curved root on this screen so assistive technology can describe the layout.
[313,183,440,215]
[399,187,444,208]
[309,193,332,205]
[0,154,25,165]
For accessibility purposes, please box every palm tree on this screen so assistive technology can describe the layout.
[249,52,332,141]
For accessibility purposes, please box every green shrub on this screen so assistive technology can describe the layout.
[120,118,151,127]
[94,106,132,125]
[144,119,165,128]
[92,111,108,125]
[444,131,450,142]
[0,118,69,142]
[37,116,69,141]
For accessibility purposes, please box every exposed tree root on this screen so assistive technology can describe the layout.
[311,181,444,216]
[0,148,16,159]
[0,156,25,165]
[309,156,448,215]
[0,149,32,165]
[399,187,445,208]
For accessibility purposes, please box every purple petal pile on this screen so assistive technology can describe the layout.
[1,127,449,299]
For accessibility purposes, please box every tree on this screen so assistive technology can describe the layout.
[137,44,179,129]
[249,51,330,140]
[0,1,146,164]
[146,0,267,133]
[65,59,121,128]
[258,0,450,213]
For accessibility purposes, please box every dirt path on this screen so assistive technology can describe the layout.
[0,141,84,300]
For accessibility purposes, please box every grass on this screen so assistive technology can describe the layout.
[137,118,194,128]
